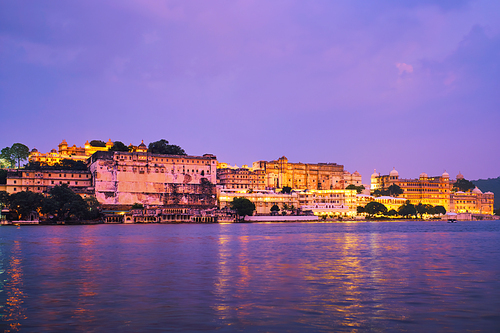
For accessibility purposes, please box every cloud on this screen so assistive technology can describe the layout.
[396,62,414,75]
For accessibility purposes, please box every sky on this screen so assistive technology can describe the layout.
[1,0,499,183]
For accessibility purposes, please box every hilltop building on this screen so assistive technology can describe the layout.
[28,139,149,166]
[89,151,217,208]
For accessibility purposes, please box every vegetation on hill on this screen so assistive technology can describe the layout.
[148,139,186,155]
[473,176,500,209]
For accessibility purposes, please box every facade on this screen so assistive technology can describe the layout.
[298,189,358,217]
[217,168,266,190]
[371,169,453,210]
[218,189,299,215]
[29,139,114,165]
[89,151,217,207]
[370,169,494,215]
[450,188,494,215]
[4,169,92,196]
[252,156,345,190]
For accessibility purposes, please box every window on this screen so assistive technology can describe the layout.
[13,180,16,184]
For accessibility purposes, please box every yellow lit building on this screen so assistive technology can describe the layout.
[298,189,358,217]
[218,189,299,215]
[450,188,494,215]
[371,168,453,210]
[29,139,114,165]
[217,168,266,190]
[252,156,345,190]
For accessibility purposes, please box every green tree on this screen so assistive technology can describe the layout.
[90,140,107,147]
[230,197,255,219]
[435,205,446,215]
[398,200,416,218]
[1,147,15,168]
[85,196,102,220]
[43,184,89,221]
[110,141,130,152]
[387,184,403,197]
[415,203,427,218]
[270,204,280,215]
[356,206,365,214]
[453,178,475,192]
[8,190,44,220]
[387,209,398,217]
[131,203,144,209]
[495,208,500,216]
[281,186,292,194]
[148,139,186,155]
[364,201,388,217]
[0,190,9,208]
[346,184,365,194]
[2,144,30,168]
[0,169,7,184]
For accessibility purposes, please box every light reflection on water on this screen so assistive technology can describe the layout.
[0,221,499,332]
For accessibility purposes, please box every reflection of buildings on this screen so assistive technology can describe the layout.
[370,169,494,215]
[89,151,217,207]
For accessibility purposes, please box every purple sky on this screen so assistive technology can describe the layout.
[1,0,499,183]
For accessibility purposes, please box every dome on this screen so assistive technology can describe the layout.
[456,172,464,180]
[389,167,398,177]
[419,172,428,179]
[353,171,361,176]
[485,191,494,195]
[106,139,114,147]
[371,169,379,178]
[30,148,38,153]
[472,187,482,194]
[442,170,449,178]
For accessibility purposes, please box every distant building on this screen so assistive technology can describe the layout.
[370,169,494,215]
[29,139,149,166]
[89,151,217,208]
[252,156,346,190]
[298,189,358,217]
[218,189,299,215]
[4,169,92,197]
[217,167,266,190]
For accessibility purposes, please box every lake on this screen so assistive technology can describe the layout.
[1,221,500,332]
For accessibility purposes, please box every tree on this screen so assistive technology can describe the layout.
[281,186,292,194]
[1,144,29,169]
[0,169,7,184]
[8,190,44,220]
[148,139,186,155]
[356,206,365,214]
[415,202,427,218]
[453,178,475,192]
[435,205,446,215]
[90,140,107,147]
[387,209,398,217]
[1,147,15,168]
[131,203,144,210]
[346,184,365,194]
[398,200,416,218]
[364,201,387,217]
[270,204,280,215]
[387,184,403,197]
[495,208,500,216]
[0,190,9,208]
[43,184,88,221]
[85,196,102,220]
[110,141,130,152]
[230,197,255,218]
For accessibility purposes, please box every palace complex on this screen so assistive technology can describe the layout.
[1,140,496,222]
[371,168,494,215]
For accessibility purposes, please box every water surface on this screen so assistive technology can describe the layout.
[1,221,499,332]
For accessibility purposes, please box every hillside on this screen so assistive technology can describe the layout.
[472,176,500,209]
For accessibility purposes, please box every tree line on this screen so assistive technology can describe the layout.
[0,185,101,222]
[358,200,446,219]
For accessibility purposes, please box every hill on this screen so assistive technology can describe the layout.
[472,176,500,209]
